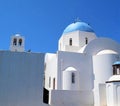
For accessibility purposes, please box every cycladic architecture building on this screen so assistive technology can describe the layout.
[0,21,120,106]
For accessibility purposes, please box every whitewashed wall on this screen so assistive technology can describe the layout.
[44,53,57,90]
[93,54,119,106]
[83,38,120,55]
[106,81,120,106]
[106,75,120,105]
[49,90,93,106]
[0,51,48,106]
[57,51,94,91]
[63,67,80,90]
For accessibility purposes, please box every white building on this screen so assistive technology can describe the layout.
[0,21,120,106]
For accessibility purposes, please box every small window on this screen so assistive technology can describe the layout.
[53,78,55,89]
[117,68,120,75]
[85,37,88,44]
[69,38,72,46]
[13,38,17,45]
[113,65,120,75]
[19,39,22,46]
[71,72,75,83]
[113,67,116,75]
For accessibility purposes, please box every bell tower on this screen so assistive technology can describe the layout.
[10,34,25,52]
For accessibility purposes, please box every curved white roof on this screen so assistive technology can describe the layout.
[97,49,118,55]
[108,75,120,82]
[83,38,120,55]
[64,67,77,71]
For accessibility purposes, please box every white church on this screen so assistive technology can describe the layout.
[0,21,120,106]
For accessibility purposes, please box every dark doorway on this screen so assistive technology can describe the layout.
[43,88,49,104]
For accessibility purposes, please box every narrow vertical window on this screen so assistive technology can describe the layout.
[53,78,55,89]
[71,72,75,83]
[69,38,72,46]
[49,77,51,88]
[13,38,17,45]
[85,37,88,44]
[117,67,120,75]
[113,66,116,75]
[19,39,22,46]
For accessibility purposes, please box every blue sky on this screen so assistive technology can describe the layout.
[0,0,119,53]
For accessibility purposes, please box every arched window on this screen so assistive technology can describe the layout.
[53,78,55,89]
[19,39,22,46]
[85,37,88,44]
[69,38,72,46]
[71,72,75,83]
[13,38,17,45]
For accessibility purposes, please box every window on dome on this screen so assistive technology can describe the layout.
[85,37,88,44]
[71,72,75,83]
[69,38,72,46]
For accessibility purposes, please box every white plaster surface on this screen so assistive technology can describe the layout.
[49,90,93,106]
[0,51,48,106]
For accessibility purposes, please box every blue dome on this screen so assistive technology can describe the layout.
[63,21,94,34]
[113,61,120,65]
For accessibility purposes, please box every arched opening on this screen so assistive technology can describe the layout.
[71,72,75,83]
[85,37,88,44]
[13,38,17,45]
[63,67,79,90]
[69,38,72,46]
[19,39,22,46]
